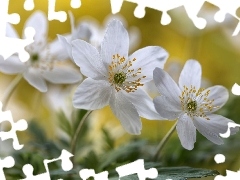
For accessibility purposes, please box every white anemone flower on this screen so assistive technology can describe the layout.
[57,12,92,60]
[58,13,140,60]
[153,60,238,150]
[0,11,81,92]
[72,19,168,135]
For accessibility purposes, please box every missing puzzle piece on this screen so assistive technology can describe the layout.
[0,102,28,150]
[20,149,73,180]
[0,0,35,62]
[0,26,35,62]
[111,0,184,25]
[0,156,15,180]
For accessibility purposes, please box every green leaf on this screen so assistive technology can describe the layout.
[109,166,219,180]
[99,140,147,171]
[102,128,115,151]
[57,110,73,137]
[27,120,47,143]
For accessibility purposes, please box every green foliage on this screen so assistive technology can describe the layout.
[4,107,227,179]
[57,110,73,138]
[109,166,219,180]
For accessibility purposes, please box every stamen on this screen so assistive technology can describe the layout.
[114,72,126,85]
[108,54,146,93]
[26,43,55,72]
[179,85,219,120]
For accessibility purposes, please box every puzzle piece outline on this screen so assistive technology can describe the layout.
[0,102,28,151]
[0,156,15,180]
[20,149,73,180]
[0,0,35,62]
[110,0,240,35]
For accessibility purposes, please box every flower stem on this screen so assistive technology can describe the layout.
[70,110,92,164]
[0,74,22,154]
[2,74,23,111]
[152,121,178,161]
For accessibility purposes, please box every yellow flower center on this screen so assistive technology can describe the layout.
[114,72,126,85]
[108,54,146,93]
[179,85,219,120]
[187,100,197,112]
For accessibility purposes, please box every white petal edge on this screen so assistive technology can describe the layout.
[101,19,129,66]
[179,60,202,90]
[153,67,182,107]
[202,85,229,114]
[48,37,69,60]
[73,78,112,110]
[73,22,92,41]
[109,91,142,135]
[6,23,19,38]
[57,34,73,60]
[42,66,82,84]
[176,113,196,150]
[193,114,238,145]
[23,11,48,44]
[129,46,168,83]
[72,39,107,79]
[153,96,181,120]
[23,69,47,92]
[124,88,166,120]
[0,56,27,74]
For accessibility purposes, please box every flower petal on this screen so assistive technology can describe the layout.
[176,113,196,150]
[57,34,73,59]
[42,66,82,84]
[153,96,181,120]
[193,114,238,144]
[202,85,229,113]
[128,26,141,53]
[124,88,165,120]
[23,11,48,44]
[109,91,142,135]
[73,78,112,110]
[101,19,129,66]
[73,22,92,41]
[179,60,202,90]
[129,46,168,83]
[48,37,69,60]
[23,69,47,92]
[153,67,181,106]
[6,23,19,38]
[72,39,107,79]
[0,56,26,74]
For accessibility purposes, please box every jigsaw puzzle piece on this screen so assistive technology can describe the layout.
[0,0,20,37]
[110,0,124,14]
[24,0,35,11]
[181,0,207,29]
[197,1,221,29]
[206,0,240,22]
[0,26,35,62]
[21,164,51,180]
[0,118,28,150]
[79,169,109,180]
[21,149,73,180]
[116,159,158,180]
[0,102,28,150]
[0,0,34,62]
[0,156,15,180]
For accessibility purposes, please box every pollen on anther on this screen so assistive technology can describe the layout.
[108,54,146,93]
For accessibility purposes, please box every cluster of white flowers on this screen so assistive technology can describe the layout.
[0,10,238,150]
